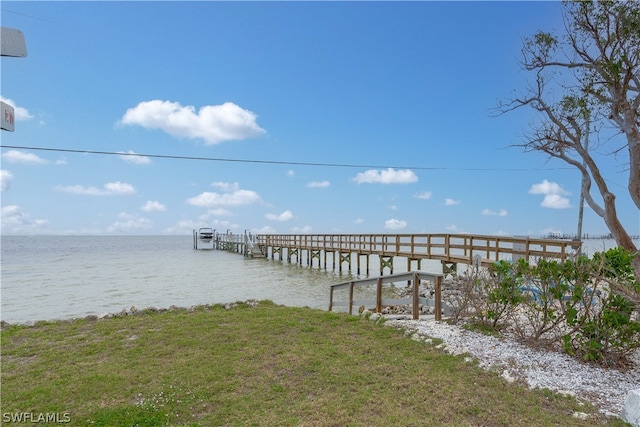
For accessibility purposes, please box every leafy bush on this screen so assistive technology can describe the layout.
[448,260,523,329]
[450,248,640,367]
[562,248,640,366]
[485,260,525,329]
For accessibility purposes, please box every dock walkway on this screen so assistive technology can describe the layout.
[196,231,581,276]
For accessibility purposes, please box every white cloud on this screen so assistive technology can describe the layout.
[118,150,151,165]
[2,150,47,164]
[414,191,432,200]
[163,219,204,235]
[353,168,418,184]
[1,205,48,232]
[291,225,312,233]
[104,182,135,194]
[206,219,240,230]
[355,218,364,224]
[286,170,295,177]
[55,181,136,196]
[1,170,13,192]
[107,212,153,233]
[540,193,572,209]
[445,224,459,232]
[187,189,261,207]
[445,198,460,206]
[307,180,330,188]
[211,181,240,192]
[388,205,398,211]
[141,200,166,212]
[199,208,233,219]
[254,225,276,234]
[0,96,34,121]
[55,185,103,196]
[529,179,571,209]
[529,180,568,196]
[482,208,508,217]
[3,205,23,221]
[120,100,266,145]
[384,218,407,230]
[266,210,294,221]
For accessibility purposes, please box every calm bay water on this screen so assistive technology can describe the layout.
[0,235,633,324]
[0,236,350,324]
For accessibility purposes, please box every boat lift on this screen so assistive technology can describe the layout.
[193,227,215,249]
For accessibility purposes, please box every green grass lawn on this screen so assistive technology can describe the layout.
[0,301,628,426]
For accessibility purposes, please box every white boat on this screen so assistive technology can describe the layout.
[198,227,214,240]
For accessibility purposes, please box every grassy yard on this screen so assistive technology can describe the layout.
[0,301,628,426]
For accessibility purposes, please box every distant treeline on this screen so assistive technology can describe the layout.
[544,233,640,240]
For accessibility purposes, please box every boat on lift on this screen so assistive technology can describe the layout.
[198,227,214,241]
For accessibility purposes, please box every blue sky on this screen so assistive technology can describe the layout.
[1,1,638,237]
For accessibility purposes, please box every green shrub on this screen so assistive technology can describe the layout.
[485,260,525,329]
[455,248,640,367]
[562,248,640,366]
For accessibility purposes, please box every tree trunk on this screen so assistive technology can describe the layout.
[601,191,640,280]
[628,137,640,210]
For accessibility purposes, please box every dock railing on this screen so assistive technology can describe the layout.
[257,233,580,266]
[329,271,444,321]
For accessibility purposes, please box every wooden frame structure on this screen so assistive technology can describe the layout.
[328,271,444,321]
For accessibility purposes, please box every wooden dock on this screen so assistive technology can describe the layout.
[196,231,581,275]
[198,232,581,318]
[254,233,581,275]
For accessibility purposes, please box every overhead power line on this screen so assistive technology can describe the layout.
[0,144,573,172]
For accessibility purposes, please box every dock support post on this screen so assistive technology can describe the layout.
[348,281,355,315]
[407,258,421,271]
[288,248,298,264]
[375,277,383,314]
[380,255,393,275]
[407,259,421,285]
[442,261,457,276]
[329,286,334,311]
[339,252,350,273]
[310,250,321,269]
[412,272,420,320]
[435,275,442,321]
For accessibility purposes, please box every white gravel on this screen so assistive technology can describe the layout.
[385,318,640,417]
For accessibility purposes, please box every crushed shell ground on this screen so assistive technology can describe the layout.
[385,318,640,418]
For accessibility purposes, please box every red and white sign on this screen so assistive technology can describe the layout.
[1,101,15,132]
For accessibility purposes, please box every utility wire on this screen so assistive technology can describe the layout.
[0,144,574,172]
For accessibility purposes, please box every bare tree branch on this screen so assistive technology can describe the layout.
[496,0,640,279]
